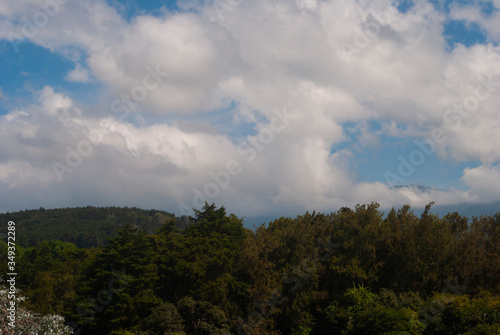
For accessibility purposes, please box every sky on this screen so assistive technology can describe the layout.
[0,0,499,223]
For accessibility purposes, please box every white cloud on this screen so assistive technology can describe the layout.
[462,165,500,200]
[0,0,125,55]
[0,86,483,218]
[87,12,227,113]
[450,2,500,43]
[0,0,500,217]
[66,64,91,83]
[432,45,500,163]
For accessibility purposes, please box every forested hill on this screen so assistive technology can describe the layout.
[0,206,179,248]
[1,202,499,334]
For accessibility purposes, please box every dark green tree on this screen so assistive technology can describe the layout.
[141,302,185,334]
[72,224,161,334]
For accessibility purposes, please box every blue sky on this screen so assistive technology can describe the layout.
[1,0,500,221]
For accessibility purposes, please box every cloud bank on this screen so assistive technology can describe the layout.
[1,0,499,218]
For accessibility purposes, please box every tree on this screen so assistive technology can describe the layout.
[0,280,73,334]
[71,224,160,334]
[161,203,247,321]
[177,296,230,335]
[141,302,185,334]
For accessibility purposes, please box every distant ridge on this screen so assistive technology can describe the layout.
[391,184,500,218]
[430,201,500,219]
[390,184,438,193]
[0,206,176,248]
[2,201,498,249]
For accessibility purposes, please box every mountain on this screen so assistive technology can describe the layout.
[431,201,500,218]
[2,199,498,249]
[0,206,175,248]
[390,184,499,218]
[390,184,437,193]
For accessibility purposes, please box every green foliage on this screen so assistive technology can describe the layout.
[177,296,230,335]
[0,280,73,334]
[16,240,89,315]
[0,206,175,248]
[291,325,312,335]
[141,302,185,334]
[420,292,500,334]
[4,203,500,334]
[72,224,161,334]
[160,203,247,318]
[326,286,423,334]
[344,284,376,314]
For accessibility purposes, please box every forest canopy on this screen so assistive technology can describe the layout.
[1,202,499,334]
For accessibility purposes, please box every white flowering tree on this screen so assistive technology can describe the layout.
[0,281,73,335]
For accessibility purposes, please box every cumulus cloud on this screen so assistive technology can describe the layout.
[66,63,91,83]
[462,165,500,200]
[0,85,482,218]
[0,0,499,217]
[450,1,500,43]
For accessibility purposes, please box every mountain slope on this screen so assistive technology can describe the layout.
[0,206,175,248]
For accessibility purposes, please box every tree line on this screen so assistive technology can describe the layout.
[0,202,499,334]
[0,206,176,248]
